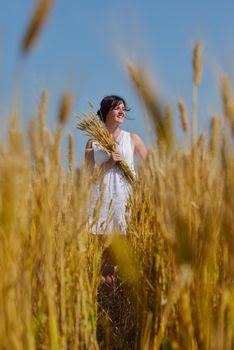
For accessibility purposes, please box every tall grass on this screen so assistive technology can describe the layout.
[1,4,234,348]
[1,59,234,349]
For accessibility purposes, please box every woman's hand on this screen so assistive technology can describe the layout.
[100,151,123,174]
[110,151,123,163]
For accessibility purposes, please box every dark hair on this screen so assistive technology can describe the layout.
[97,95,130,122]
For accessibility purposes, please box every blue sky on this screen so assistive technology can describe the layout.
[1,0,234,165]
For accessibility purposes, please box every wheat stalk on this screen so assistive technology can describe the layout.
[68,132,74,173]
[178,99,189,133]
[209,116,220,157]
[220,75,234,136]
[193,43,202,87]
[192,42,202,144]
[58,91,73,125]
[127,61,172,154]
[21,0,54,53]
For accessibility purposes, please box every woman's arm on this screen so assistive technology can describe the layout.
[85,139,95,172]
[131,133,148,160]
[85,139,122,174]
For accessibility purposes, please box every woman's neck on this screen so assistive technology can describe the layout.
[105,124,121,138]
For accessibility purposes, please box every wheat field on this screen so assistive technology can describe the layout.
[1,1,234,349]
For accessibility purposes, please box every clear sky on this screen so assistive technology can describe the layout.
[1,0,234,166]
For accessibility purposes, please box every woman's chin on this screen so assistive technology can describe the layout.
[115,118,124,124]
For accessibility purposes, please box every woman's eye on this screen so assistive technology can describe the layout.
[114,107,125,111]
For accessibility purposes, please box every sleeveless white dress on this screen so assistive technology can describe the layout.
[89,130,135,235]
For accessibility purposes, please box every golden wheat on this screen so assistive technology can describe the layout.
[2,21,234,349]
[178,99,189,133]
[58,91,73,125]
[22,0,54,53]
[77,113,135,184]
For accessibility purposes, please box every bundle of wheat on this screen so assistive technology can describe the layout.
[77,112,136,185]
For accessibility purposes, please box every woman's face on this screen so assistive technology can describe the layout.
[105,101,126,124]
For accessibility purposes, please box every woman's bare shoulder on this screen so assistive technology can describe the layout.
[130,132,142,144]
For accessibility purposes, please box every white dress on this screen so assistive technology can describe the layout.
[89,130,135,234]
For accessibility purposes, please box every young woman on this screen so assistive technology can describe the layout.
[85,95,147,235]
